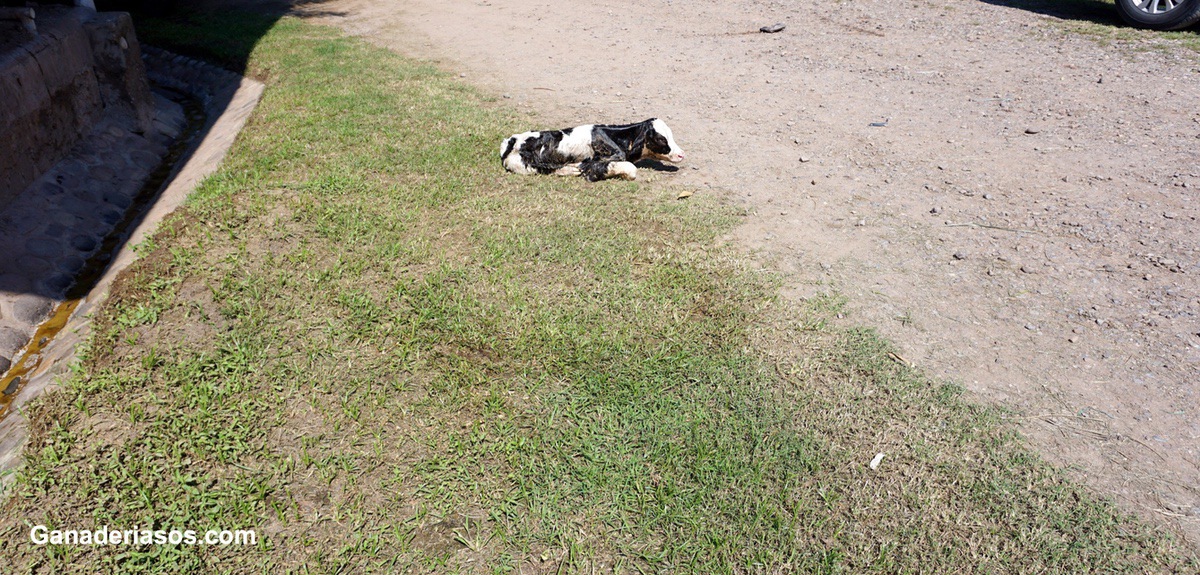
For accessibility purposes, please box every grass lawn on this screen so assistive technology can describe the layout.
[1,9,1197,574]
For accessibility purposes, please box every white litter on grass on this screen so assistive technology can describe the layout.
[869,452,885,470]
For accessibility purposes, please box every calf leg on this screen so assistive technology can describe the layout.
[606,161,637,180]
[579,132,638,181]
[580,158,608,181]
[552,163,582,177]
[580,159,637,181]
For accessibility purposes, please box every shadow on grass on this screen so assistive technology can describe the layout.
[12,0,346,305]
[4,0,344,306]
[0,0,342,416]
[98,0,344,75]
[978,0,1200,33]
[0,1,344,384]
[979,0,1123,25]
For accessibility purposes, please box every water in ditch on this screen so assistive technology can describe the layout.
[0,86,206,421]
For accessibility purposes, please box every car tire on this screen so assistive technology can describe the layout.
[1116,0,1200,30]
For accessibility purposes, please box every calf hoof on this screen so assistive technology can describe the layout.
[553,164,582,177]
[607,161,637,180]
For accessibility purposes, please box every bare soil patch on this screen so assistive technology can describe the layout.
[268,0,1200,547]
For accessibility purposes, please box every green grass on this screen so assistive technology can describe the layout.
[0,10,1197,574]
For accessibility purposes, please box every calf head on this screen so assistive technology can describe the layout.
[641,119,686,163]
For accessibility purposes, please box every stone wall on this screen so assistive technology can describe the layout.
[0,6,153,209]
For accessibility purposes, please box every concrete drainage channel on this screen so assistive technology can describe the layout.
[0,42,264,487]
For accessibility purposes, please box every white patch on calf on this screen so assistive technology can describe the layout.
[556,125,595,160]
[607,161,638,180]
[650,118,686,162]
[502,132,539,174]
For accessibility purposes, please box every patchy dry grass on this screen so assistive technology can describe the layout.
[0,10,1197,574]
[990,0,1200,53]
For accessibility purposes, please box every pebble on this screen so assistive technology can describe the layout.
[36,181,64,197]
[759,23,786,33]
[58,256,85,274]
[24,237,61,259]
[44,223,67,237]
[91,165,116,181]
[12,295,53,325]
[2,376,20,396]
[0,274,31,293]
[930,206,942,214]
[62,195,98,216]
[953,251,967,260]
[1025,127,1041,134]
[130,150,159,171]
[0,356,9,374]
[0,327,25,356]
[39,274,75,297]
[55,161,88,187]
[799,155,811,163]
[5,207,43,235]
[50,212,79,228]
[152,118,181,139]
[103,190,133,209]
[101,209,124,225]
[15,255,50,275]
[69,234,98,253]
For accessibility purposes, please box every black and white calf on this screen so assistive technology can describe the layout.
[500,118,685,181]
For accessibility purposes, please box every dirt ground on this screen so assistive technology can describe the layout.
[267,0,1200,547]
